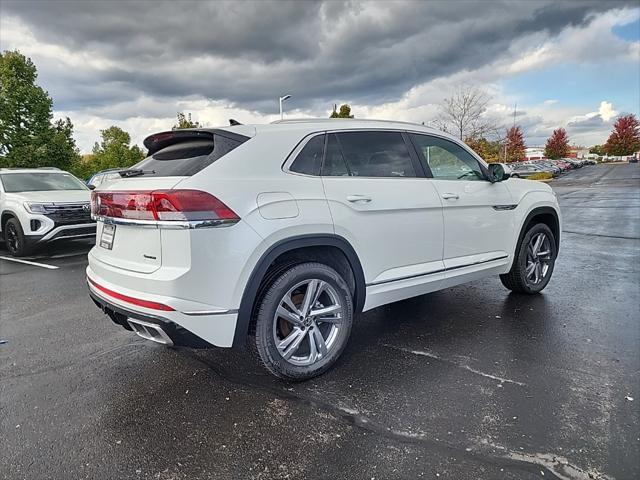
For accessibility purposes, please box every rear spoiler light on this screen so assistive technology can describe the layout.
[91,189,239,229]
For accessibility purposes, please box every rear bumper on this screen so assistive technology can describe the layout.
[87,267,238,347]
[89,289,213,348]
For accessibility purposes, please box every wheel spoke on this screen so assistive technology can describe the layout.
[276,305,303,326]
[311,281,326,308]
[310,304,341,318]
[277,328,307,359]
[315,315,342,325]
[532,234,544,256]
[525,261,536,278]
[534,262,542,283]
[300,280,320,317]
[311,326,328,358]
[536,250,550,258]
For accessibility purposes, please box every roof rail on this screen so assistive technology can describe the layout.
[271,118,428,128]
[0,166,62,171]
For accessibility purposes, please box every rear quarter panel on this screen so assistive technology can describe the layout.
[173,129,335,308]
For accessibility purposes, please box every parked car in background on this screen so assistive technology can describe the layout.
[509,164,545,178]
[87,168,129,190]
[87,119,561,380]
[0,168,95,256]
[536,162,561,176]
[563,158,583,169]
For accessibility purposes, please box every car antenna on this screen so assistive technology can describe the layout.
[229,119,242,126]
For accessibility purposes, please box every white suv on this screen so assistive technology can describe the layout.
[0,168,95,256]
[87,120,561,380]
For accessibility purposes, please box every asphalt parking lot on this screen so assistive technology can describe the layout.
[1,163,638,480]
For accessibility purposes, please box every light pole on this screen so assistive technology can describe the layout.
[279,95,291,120]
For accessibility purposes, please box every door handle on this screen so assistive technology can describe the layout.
[346,195,372,203]
[441,193,459,200]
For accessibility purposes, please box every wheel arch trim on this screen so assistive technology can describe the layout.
[0,209,19,232]
[517,206,561,252]
[233,234,366,348]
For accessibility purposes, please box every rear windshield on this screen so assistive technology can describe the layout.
[133,132,248,177]
[0,172,88,192]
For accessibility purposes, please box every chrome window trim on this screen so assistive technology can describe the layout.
[92,215,239,229]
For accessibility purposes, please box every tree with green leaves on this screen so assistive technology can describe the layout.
[91,126,145,172]
[0,50,80,169]
[173,112,201,130]
[589,144,605,156]
[544,128,570,159]
[330,104,354,118]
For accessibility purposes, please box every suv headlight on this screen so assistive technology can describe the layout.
[23,202,50,214]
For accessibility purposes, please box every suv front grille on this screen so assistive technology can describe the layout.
[43,203,93,225]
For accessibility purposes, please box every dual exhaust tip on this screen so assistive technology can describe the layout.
[127,318,174,346]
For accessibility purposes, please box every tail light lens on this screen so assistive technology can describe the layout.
[91,190,239,223]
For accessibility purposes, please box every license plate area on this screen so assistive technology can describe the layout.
[100,223,116,250]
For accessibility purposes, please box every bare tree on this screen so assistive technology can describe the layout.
[436,85,497,141]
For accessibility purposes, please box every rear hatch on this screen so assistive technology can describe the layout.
[90,129,249,274]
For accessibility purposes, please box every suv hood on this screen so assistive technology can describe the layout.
[11,190,91,203]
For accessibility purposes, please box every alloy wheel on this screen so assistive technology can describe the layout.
[6,223,20,253]
[272,279,344,366]
[525,232,552,285]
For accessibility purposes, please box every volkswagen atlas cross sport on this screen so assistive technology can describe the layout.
[87,119,561,380]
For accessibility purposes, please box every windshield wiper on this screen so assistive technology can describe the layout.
[119,169,155,178]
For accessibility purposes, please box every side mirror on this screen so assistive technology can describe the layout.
[487,163,510,183]
[88,184,96,190]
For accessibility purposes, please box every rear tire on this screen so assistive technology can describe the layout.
[500,223,556,294]
[4,218,30,257]
[253,262,353,381]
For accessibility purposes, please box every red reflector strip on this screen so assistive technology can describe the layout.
[88,278,175,311]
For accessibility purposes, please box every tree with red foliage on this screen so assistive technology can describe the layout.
[604,114,640,156]
[505,125,525,162]
[545,128,570,159]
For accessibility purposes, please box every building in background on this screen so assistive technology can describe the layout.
[524,147,545,161]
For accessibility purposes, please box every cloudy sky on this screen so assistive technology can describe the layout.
[1,0,638,152]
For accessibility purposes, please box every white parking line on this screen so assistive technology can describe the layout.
[0,256,59,270]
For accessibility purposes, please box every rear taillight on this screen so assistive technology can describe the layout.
[91,190,239,224]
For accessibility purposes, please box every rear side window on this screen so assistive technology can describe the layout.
[322,131,416,178]
[322,134,350,176]
[134,132,247,177]
[289,134,325,175]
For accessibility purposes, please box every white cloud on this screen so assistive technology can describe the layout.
[598,101,618,121]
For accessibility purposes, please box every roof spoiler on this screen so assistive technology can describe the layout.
[143,130,214,156]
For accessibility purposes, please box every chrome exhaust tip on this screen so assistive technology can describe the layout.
[127,319,174,346]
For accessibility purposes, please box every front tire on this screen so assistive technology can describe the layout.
[4,218,30,257]
[253,262,353,381]
[500,223,557,294]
